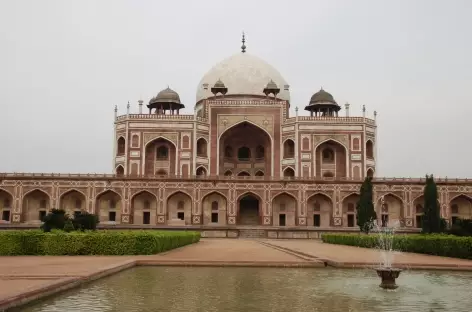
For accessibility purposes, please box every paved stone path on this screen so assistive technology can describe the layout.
[1,238,472,310]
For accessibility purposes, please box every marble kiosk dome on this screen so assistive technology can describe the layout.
[196,52,290,102]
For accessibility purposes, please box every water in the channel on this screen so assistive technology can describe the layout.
[21,267,472,312]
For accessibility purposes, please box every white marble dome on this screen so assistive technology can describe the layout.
[196,52,290,103]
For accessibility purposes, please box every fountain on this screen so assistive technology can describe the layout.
[372,195,402,289]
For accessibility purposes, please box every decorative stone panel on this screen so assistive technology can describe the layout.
[298,217,306,225]
[333,217,342,226]
[263,216,271,225]
[192,215,201,224]
[228,216,236,225]
[157,215,165,224]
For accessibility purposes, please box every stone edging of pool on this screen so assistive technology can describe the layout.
[3,254,472,311]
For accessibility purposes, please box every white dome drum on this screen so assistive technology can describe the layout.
[196,52,290,103]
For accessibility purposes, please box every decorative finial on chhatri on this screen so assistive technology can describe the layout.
[241,32,246,53]
[362,105,366,112]
[127,101,130,108]
[114,105,118,112]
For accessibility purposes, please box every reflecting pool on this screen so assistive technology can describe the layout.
[22,267,472,312]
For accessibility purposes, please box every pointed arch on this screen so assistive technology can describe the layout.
[377,193,404,205]
[117,136,125,156]
[59,189,86,214]
[0,188,13,199]
[95,189,122,223]
[255,170,264,177]
[196,137,208,157]
[366,139,374,159]
[115,165,125,176]
[196,166,207,176]
[306,192,334,205]
[201,191,228,225]
[237,171,251,177]
[217,120,274,176]
[449,193,472,203]
[272,191,298,226]
[22,189,51,223]
[0,188,14,222]
[314,138,348,152]
[143,136,177,177]
[283,166,295,177]
[131,190,158,225]
[366,168,374,178]
[314,138,348,178]
[377,193,405,226]
[306,192,334,227]
[283,139,295,158]
[224,170,233,176]
[340,192,360,203]
[166,191,193,224]
[237,191,262,225]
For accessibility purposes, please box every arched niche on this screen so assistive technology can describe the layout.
[219,121,272,176]
[95,190,122,224]
[196,166,207,176]
[237,193,262,225]
[315,140,347,178]
[196,138,208,157]
[378,194,404,227]
[0,190,13,222]
[145,138,176,176]
[450,195,472,224]
[366,168,374,178]
[116,165,124,176]
[167,192,192,225]
[272,193,297,226]
[283,139,295,158]
[366,140,374,159]
[117,137,125,156]
[283,167,295,178]
[413,195,424,228]
[238,171,250,177]
[131,191,157,225]
[306,193,333,227]
[22,190,50,223]
[59,190,86,217]
[342,193,360,227]
[202,192,227,225]
[255,170,264,177]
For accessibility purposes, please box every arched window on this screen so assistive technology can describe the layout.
[302,137,310,150]
[255,170,264,177]
[352,138,360,151]
[283,167,295,177]
[182,136,190,149]
[211,201,218,211]
[131,134,139,148]
[156,146,168,160]
[196,138,207,157]
[322,148,334,162]
[238,171,250,177]
[177,201,184,210]
[283,140,295,158]
[116,166,124,176]
[366,168,374,178]
[224,170,233,176]
[144,200,150,209]
[196,167,207,176]
[366,140,374,159]
[225,146,233,158]
[238,147,251,160]
[117,137,125,156]
[75,199,82,209]
[255,145,264,159]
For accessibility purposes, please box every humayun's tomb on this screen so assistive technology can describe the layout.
[1,37,471,237]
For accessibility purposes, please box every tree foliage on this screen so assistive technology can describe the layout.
[422,174,441,234]
[356,177,377,233]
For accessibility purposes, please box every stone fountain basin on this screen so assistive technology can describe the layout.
[376,268,402,290]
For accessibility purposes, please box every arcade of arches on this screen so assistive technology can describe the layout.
[219,122,271,177]
[6,186,472,227]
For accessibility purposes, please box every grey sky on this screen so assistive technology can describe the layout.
[1,0,471,178]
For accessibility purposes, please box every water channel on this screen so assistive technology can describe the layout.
[21,267,472,312]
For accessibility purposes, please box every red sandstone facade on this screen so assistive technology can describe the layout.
[1,47,471,229]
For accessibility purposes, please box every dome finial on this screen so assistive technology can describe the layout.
[241,32,246,53]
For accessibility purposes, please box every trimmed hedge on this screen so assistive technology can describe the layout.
[322,233,472,260]
[0,230,200,256]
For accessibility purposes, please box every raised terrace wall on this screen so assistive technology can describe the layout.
[1,174,471,229]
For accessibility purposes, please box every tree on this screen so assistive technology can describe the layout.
[356,176,377,233]
[73,211,99,231]
[422,174,441,233]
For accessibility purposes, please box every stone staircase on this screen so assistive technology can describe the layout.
[239,228,266,239]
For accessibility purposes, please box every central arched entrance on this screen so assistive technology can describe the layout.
[238,193,261,225]
[219,121,272,176]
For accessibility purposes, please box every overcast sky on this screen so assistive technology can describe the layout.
[1,0,471,178]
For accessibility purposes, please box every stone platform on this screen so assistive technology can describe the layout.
[1,239,472,310]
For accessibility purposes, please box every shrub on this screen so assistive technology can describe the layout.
[448,218,472,237]
[321,233,472,260]
[63,220,75,232]
[0,230,200,256]
[41,209,69,232]
[72,211,99,231]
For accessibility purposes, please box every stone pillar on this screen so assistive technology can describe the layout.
[192,186,202,224]
[297,188,307,226]
[157,187,166,224]
[263,188,271,225]
[11,184,21,223]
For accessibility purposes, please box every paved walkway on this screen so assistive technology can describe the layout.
[1,238,472,310]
